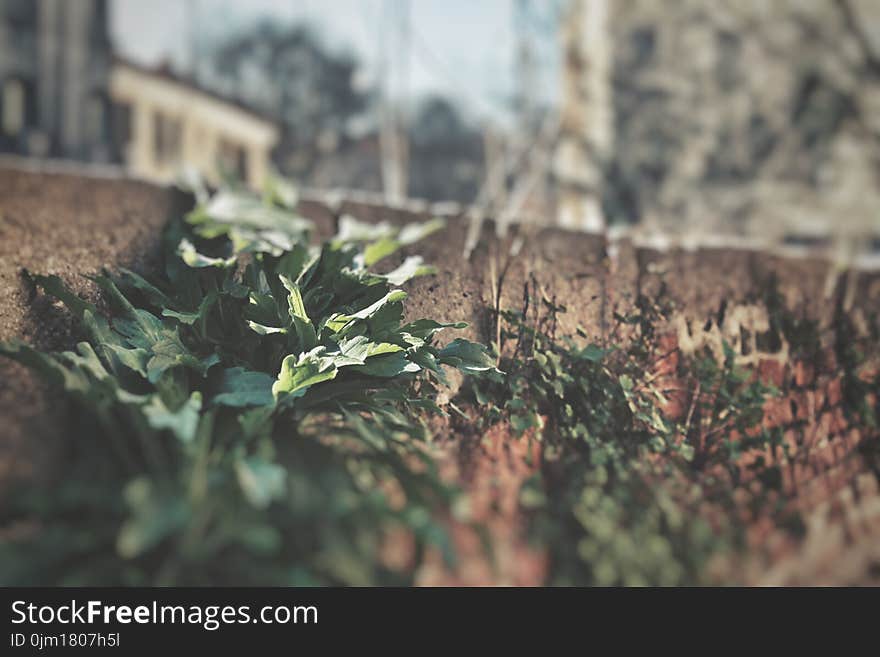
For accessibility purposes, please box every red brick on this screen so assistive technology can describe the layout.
[661,389,687,421]
[811,440,844,471]
[840,427,862,450]
[820,347,838,373]
[758,358,786,388]
[829,407,849,433]
[859,364,879,380]
[654,333,679,376]
[763,397,794,429]
[793,360,815,387]
[827,378,842,406]
[805,412,832,448]
[658,332,679,353]
[782,429,799,454]
[791,391,813,422]
[810,387,826,413]
[797,457,866,510]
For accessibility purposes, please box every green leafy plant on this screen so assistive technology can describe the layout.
[465,282,785,585]
[0,177,496,585]
[833,297,878,431]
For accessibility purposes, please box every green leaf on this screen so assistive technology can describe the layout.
[352,290,408,320]
[363,237,401,267]
[196,190,309,234]
[276,243,315,285]
[161,308,201,325]
[0,341,90,393]
[262,172,299,209]
[399,319,467,340]
[350,351,421,378]
[116,268,172,308]
[117,479,189,559]
[279,274,317,350]
[397,218,446,246]
[105,344,150,377]
[30,273,95,320]
[145,330,219,383]
[177,238,236,268]
[188,189,311,255]
[383,256,437,286]
[272,348,339,400]
[143,392,202,443]
[577,344,608,362]
[246,321,287,335]
[362,218,445,266]
[335,215,395,242]
[337,335,404,363]
[236,456,287,509]
[213,367,275,408]
[438,338,499,375]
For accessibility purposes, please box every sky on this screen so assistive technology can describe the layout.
[110,0,560,126]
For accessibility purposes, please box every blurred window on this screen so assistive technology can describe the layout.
[716,31,740,91]
[2,79,25,136]
[86,93,107,143]
[1,0,36,28]
[113,103,131,150]
[630,28,655,66]
[218,138,248,180]
[153,112,182,165]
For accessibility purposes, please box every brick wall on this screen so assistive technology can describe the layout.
[1,163,877,584]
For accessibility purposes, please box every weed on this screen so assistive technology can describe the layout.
[0,177,497,585]
[465,280,786,585]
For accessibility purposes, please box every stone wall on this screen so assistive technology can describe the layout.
[0,164,191,484]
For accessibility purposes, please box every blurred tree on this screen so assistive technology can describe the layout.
[407,95,483,203]
[204,20,368,178]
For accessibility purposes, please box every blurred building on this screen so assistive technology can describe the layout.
[0,0,278,188]
[555,0,611,233]
[604,0,880,248]
[0,0,116,162]
[110,60,279,188]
